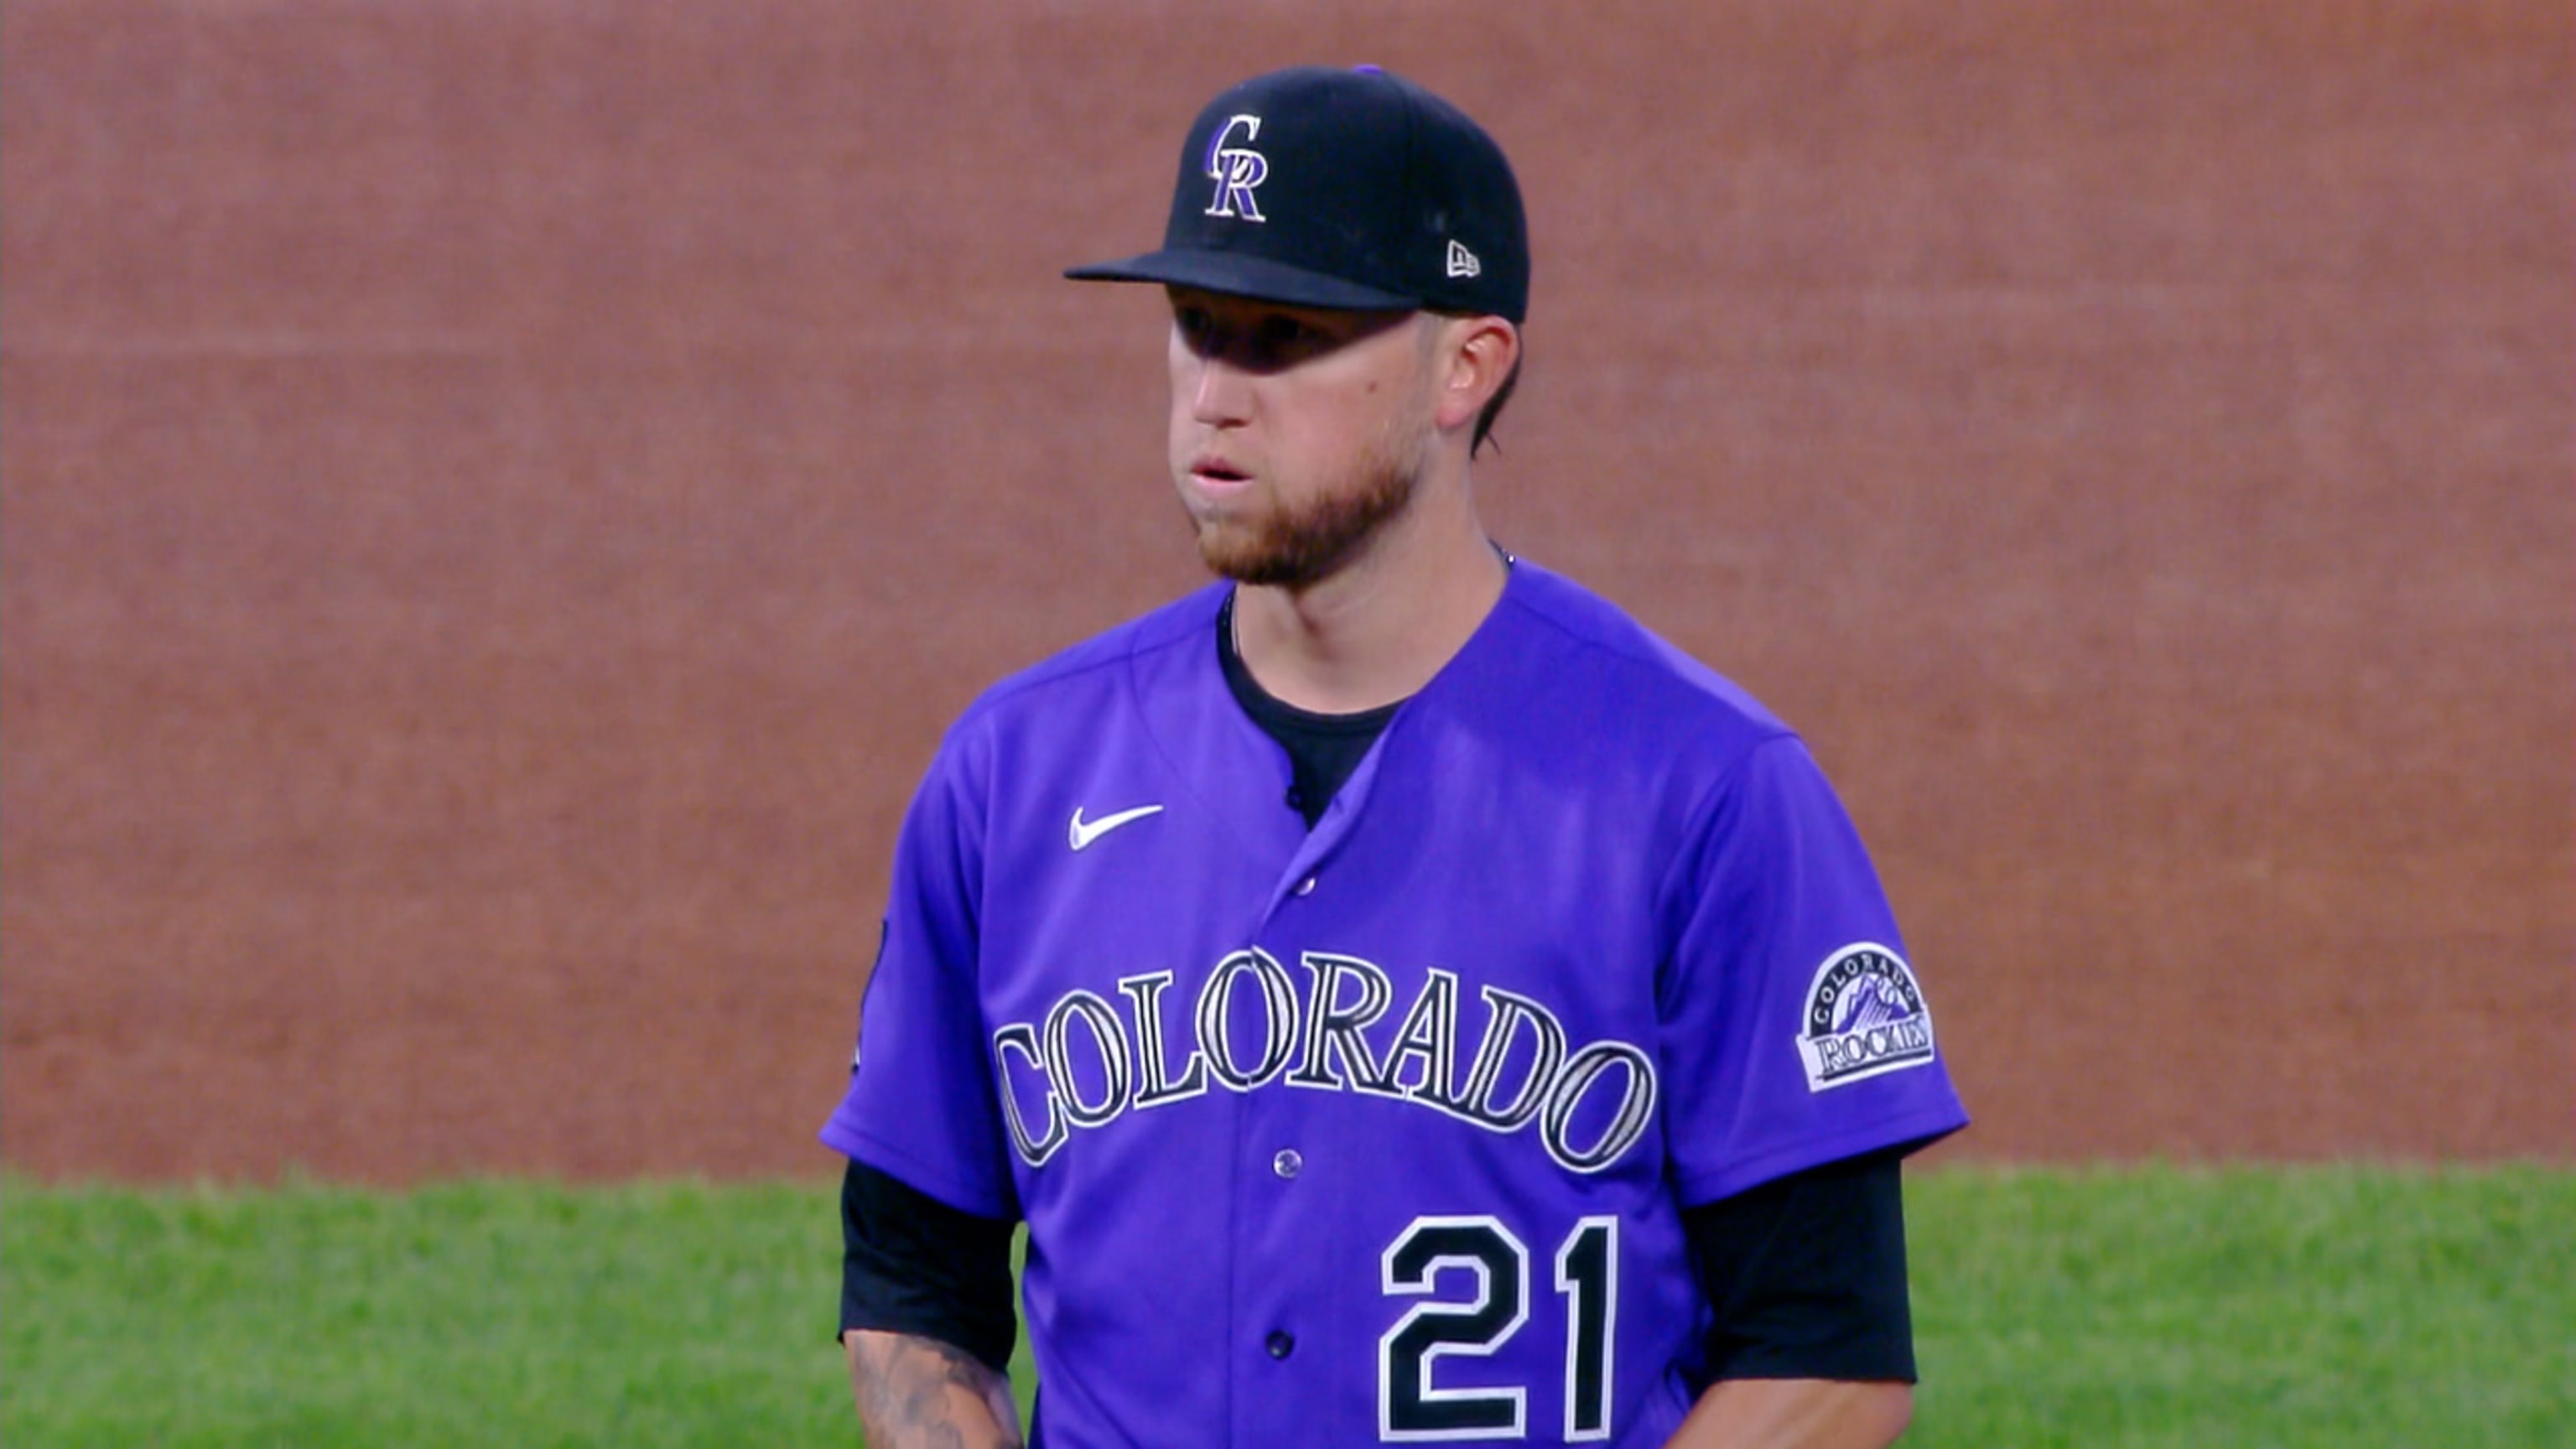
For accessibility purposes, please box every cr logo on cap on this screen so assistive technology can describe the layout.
[1202,114,1269,222]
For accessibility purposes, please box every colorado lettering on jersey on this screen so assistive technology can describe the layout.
[991,949,1658,1176]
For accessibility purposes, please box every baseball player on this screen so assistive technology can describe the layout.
[824,65,1968,1449]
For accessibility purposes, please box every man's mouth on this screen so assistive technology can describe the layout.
[1190,456,1251,488]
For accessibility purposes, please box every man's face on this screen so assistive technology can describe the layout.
[1165,286,1442,588]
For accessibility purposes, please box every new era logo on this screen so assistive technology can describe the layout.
[1446,239,1481,279]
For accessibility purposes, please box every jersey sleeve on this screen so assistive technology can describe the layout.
[820,725,1021,1220]
[1655,735,1968,1206]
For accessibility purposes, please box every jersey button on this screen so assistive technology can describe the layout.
[1295,875,1317,896]
[1272,1149,1301,1179]
[1265,1331,1295,1359]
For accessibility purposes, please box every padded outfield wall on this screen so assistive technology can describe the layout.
[3,0,2568,1182]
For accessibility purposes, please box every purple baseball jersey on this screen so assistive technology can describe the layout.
[823,561,1967,1447]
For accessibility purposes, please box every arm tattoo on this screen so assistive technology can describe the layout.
[849,1331,1024,1449]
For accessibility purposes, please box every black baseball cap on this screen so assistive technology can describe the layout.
[1066,65,1530,323]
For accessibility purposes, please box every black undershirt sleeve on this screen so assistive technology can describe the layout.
[1682,1146,1918,1386]
[839,1156,1020,1375]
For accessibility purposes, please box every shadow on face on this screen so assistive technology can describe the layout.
[1166,286,1420,376]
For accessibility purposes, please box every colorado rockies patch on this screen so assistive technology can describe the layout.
[1797,943,1936,1091]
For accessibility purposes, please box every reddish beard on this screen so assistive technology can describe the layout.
[1188,426,1431,589]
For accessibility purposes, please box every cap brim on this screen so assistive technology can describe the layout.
[1064,249,1418,312]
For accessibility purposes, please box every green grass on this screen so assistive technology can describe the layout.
[1,1178,860,1447]
[1905,1164,2576,1447]
[4,1166,2568,1446]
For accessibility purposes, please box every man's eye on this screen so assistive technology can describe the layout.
[1254,316,1320,353]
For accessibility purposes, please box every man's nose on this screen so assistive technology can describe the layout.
[1189,353,1254,425]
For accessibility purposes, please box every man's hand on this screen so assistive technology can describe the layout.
[844,1329,1023,1449]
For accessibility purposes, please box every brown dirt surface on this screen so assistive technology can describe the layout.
[4,0,2568,1182]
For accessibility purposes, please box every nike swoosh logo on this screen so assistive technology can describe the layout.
[1068,803,1164,851]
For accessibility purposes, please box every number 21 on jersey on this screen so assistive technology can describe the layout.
[1380,1214,1618,1442]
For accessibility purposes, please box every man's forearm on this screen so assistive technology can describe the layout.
[1665,1378,1913,1449]
[843,1329,1023,1449]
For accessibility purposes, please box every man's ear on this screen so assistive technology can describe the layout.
[1433,315,1522,434]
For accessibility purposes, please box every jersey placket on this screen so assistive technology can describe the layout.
[1224,727,1389,1446]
